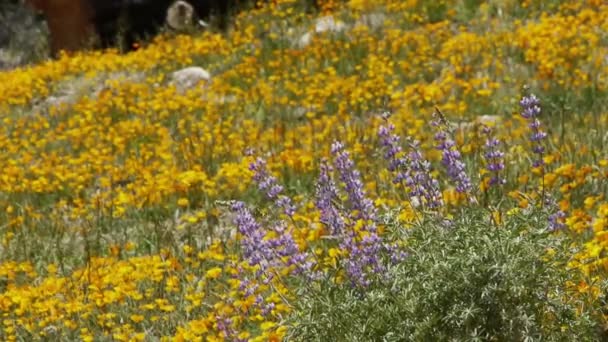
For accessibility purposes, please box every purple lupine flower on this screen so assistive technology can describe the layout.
[544,196,566,231]
[432,118,472,194]
[378,117,445,211]
[231,200,316,286]
[261,301,275,316]
[378,121,410,184]
[329,141,387,287]
[406,140,443,209]
[331,141,377,224]
[215,316,238,340]
[386,242,408,264]
[548,210,566,231]
[248,156,319,279]
[238,276,258,297]
[339,230,383,288]
[249,157,297,217]
[520,94,541,119]
[519,94,547,168]
[270,222,313,275]
[481,125,506,187]
[231,201,274,270]
[315,160,347,235]
[316,158,396,283]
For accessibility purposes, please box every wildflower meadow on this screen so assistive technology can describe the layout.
[1,0,608,340]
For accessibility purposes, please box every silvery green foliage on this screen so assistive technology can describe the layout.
[286,206,606,341]
[0,2,48,69]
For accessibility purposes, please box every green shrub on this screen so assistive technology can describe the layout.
[286,207,606,341]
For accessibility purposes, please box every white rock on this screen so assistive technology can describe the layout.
[298,32,312,48]
[171,66,211,91]
[355,13,386,30]
[477,115,502,125]
[45,95,71,108]
[315,15,346,33]
[297,16,347,48]
[166,0,195,31]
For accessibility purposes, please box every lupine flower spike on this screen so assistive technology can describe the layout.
[249,157,297,217]
[378,112,442,212]
[406,139,444,210]
[315,159,346,236]
[330,141,383,287]
[519,93,548,205]
[432,108,474,198]
[481,125,506,188]
[325,141,407,288]
[235,156,315,278]
[519,94,547,168]
[545,196,566,231]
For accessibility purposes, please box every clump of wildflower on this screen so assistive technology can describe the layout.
[520,92,552,206]
[481,125,506,187]
[230,267,275,321]
[229,199,314,330]
[545,196,567,231]
[248,156,315,276]
[231,201,273,273]
[273,222,315,275]
[260,299,275,316]
[331,141,376,222]
[237,274,258,297]
[519,93,547,168]
[324,141,406,288]
[385,241,408,265]
[316,157,405,279]
[548,210,567,231]
[315,160,346,236]
[377,116,409,185]
[432,113,472,194]
[378,114,443,210]
[407,139,444,209]
[249,157,296,217]
[230,201,312,277]
[215,316,240,341]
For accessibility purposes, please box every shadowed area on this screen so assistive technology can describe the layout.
[23,0,240,55]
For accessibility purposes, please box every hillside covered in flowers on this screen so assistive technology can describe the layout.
[1,0,608,340]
